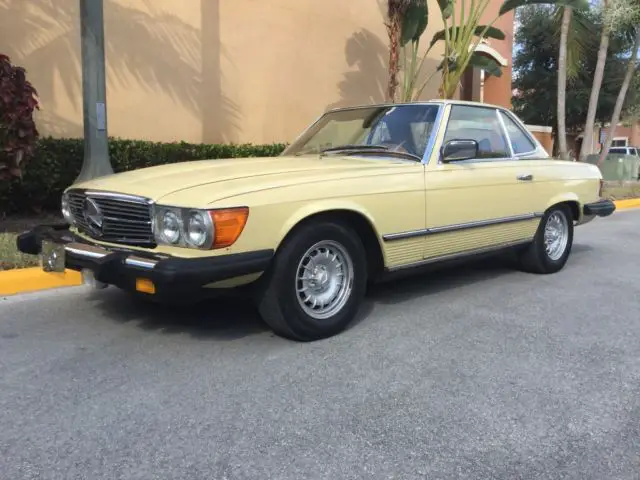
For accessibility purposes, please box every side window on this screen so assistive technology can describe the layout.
[443,105,511,159]
[499,111,537,155]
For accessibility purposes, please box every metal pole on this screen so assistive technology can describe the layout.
[75,0,113,183]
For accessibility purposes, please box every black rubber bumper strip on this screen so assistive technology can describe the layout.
[583,199,616,217]
[16,224,274,292]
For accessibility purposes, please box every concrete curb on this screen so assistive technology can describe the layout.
[1,198,639,297]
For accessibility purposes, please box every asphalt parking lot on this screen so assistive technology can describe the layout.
[1,209,639,480]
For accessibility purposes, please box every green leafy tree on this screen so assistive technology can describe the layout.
[427,0,585,100]
[598,0,640,163]
[512,5,638,151]
[580,0,640,161]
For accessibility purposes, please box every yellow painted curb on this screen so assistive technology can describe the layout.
[0,268,82,296]
[613,198,640,210]
[1,197,639,297]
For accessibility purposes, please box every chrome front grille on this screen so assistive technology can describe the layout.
[67,190,155,246]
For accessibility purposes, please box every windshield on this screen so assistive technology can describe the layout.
[283,104,441,160]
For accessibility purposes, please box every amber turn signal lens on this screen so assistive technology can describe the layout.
[135,278,156,294]
[210,207,249,248]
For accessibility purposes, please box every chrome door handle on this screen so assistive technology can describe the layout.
[517,173,533,181]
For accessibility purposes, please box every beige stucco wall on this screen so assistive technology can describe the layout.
[1,0,515,146]
[0,0,449,144]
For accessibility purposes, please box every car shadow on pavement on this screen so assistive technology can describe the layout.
[363,255,515,309]
[365,242,593,307]
[91,244,593,340]
[92,287,270,341]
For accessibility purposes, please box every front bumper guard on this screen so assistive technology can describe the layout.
[16,224,273,294]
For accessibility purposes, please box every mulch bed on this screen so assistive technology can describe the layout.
[0,213,63,234]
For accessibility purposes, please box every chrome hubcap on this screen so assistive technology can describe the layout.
[544,211,569,261]
[296,240,354,320]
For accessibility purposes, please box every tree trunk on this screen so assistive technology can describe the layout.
[386,15,402,103]
[598,28,640,166]
[579,9,610,162]
[557,7,572,160]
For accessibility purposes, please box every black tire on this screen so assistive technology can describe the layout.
[517,204,574,274]
[255,220,368,341]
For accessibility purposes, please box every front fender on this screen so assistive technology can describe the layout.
[276,199,381,249]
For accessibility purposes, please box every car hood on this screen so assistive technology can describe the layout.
[71,155,410,206]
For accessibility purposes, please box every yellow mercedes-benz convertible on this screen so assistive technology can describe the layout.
[18,100,615,341]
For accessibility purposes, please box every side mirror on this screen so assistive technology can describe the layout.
[441,139,479,162]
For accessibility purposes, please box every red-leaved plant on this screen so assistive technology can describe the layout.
[0,54,40,180]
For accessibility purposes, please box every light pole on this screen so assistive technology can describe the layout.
[75,0,113,183]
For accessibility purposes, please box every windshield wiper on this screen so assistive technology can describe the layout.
[320,144,392,153]
[294,145,389,156]
[321,146,422,162]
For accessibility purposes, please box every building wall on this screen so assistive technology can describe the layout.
[0,0,514,145]
[597,123,640,147]
[527,126,554,155]
[572,122,640,156]
[479,3,514,109]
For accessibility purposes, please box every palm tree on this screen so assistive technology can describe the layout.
[579,0,612,161]
[385,0,420,102]
[556,8,572,159]
[599,26,640,164]
[555,2,592,159]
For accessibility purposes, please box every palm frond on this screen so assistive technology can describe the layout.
[400,0,428,46]
[552,5,594,81]
[500,0,587,17]
[436,0,454,19]
[429,25,505,49]
[468,52,503,77]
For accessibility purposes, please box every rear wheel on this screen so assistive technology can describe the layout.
[256,220,368,341]
[517,204,574,274]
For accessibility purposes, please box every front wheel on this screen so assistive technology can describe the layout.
[256,220,368,341]
[517,204,574,274]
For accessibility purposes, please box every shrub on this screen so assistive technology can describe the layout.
[0,54,39,180]
[1,137,287,216]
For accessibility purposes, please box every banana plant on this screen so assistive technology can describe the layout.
[398,0,428,102]
[428,0,587,100]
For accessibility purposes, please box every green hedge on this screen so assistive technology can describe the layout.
[1,137,287,216]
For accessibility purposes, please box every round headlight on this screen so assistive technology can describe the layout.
[160,211,181,244]
[187,211,212,247]
[61,193,74,224]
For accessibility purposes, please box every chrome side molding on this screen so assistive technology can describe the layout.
[383,212,543,242]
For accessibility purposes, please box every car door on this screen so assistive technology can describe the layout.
[423,104,543,261]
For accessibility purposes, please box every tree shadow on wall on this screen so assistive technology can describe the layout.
[0,0,239,142]
[327,28,442,112]
[327,29,388,111]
